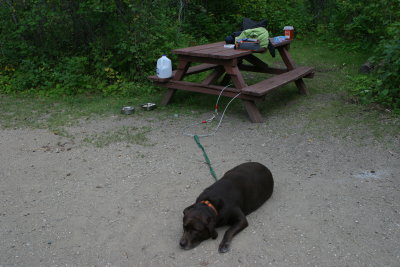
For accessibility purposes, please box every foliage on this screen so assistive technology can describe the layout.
[351,24,400,112]
[0,0,182,96]
[179,1,237,41]
[181,0,312,40]
[0,0,399,109]
[322,0,400,50]
[0,56,97,96]
[262,0,311,37]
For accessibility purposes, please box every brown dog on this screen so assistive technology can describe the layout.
[179,162,274,253]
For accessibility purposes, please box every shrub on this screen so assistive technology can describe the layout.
[318,0,400,49]
[351,28,400,112]
[181,0,313,40]
[0,0,185,95]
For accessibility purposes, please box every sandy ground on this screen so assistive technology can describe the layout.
[1,107,399,267]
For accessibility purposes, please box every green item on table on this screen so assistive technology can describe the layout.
[235,27,269,48]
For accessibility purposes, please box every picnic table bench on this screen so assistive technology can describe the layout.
[148,38,314,123]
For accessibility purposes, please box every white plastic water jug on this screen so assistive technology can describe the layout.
[156,55,172,78]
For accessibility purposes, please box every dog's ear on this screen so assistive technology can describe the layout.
[183,204,195,215]
[207,217,218,239]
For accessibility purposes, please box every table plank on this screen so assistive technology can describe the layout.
[242,66,314,96]
[173,42,252,59]
[148,63,218,83]
[161,80,259,101]
[269,38,292,48]
[172,42,224,53]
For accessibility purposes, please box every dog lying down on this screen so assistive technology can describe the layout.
[180,162,274,253]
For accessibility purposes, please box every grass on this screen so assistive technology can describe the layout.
[0,39,398,147]
[238,40,400,143]
[0,94,161,143]
[83,126,152,147]
[0,94,160,129]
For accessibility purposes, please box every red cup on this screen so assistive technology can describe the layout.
[283,26,294,40]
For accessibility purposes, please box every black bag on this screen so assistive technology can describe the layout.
[225,31,242,45]
[241,18,268,31]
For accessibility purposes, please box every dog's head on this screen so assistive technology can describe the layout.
[179,203,218,250]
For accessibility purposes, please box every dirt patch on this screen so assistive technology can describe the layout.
[1,110,399,266]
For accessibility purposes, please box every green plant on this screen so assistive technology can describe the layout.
[351,46,400,112]
[181,0,313,40]
[0,0,187,95]
[317,0,400,50]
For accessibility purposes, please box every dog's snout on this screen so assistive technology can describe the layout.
[179,238,188,248]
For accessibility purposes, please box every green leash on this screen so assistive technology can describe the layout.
[194,135,218,181]
[183,85,242,182]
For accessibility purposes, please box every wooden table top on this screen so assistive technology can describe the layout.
[172,39,292,60]
[172,41,253,60]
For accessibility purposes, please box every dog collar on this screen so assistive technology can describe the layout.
[200,200,218,216]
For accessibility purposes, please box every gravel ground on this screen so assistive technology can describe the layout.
[1,106,399,266]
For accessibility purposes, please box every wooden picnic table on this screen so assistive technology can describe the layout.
[148,39,314,123]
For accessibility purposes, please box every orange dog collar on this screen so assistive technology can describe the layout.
[201,200,218,216]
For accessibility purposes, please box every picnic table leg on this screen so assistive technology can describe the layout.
[160,89,177,106]
[242,100,264,123]
[277,46,295,70]
[224,62,263,123]
[201,66,225,85]
[295,79,309,95]
[161,59,191,106]
[277,46,309,95]
[224,63,247,89]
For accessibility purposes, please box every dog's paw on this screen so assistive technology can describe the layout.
[218,243,230,253]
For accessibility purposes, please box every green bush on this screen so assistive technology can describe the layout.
[0,0,185,95]
[181,0,313,40]
[180,2,236,42]
[351,26,400,112]
[317,0,400,49]
[263,0,312,36]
